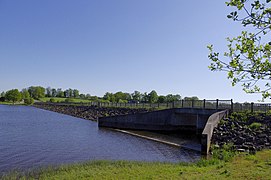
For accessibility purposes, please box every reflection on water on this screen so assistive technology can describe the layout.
[0,105,200,173]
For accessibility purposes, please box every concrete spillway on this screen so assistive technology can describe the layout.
[98,108,228,154]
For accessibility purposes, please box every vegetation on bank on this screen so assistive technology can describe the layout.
[2,149,271,179]
[1,86,201,105]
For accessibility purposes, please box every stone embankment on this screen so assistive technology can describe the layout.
[34,103,150,121]
[212,113,271,153]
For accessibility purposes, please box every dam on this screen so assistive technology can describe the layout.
[98,108,229,154]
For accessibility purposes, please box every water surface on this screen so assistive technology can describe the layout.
[0,105,200,173]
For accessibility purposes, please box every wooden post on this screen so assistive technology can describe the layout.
[216,99,219,110]
[203,99,206,109]
[251,102,254,113]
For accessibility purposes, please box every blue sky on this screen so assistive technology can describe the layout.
[0,0,264,102]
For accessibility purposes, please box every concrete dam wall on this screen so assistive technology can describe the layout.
[98,108,228,154]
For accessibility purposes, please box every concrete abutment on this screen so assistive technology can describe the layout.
[98,108,228,154]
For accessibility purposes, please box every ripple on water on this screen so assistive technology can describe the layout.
[0,105,200,173]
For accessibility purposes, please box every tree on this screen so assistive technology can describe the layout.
[72,89,79,98]
[141,92,149,103]
[46,87,52,97]
[21,89,34,105]
[103,92,115,102]
[86,94,91,99]
[184,96,199,101]
[166,94,181,102]
[0,91,5,97]
[28,86,45,99]
[158,95,166,103]
[5,89,22,104]
[51,88,57,97]
[24,98,34,105]
[132,91,141,102]
[64,90,69,98]
[208,0,271,99]
[79,94,86,99]
[21,89,30,99]
[56,88,64,97]
[148,90,158,103]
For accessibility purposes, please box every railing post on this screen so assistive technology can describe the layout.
[216,99,219,110]
[231,99,233,112]
[203,99,206,109]
[192,100,194,108]
[251,102,254,113]
[181,100,184,108]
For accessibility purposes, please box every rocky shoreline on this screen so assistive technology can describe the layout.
[34,103,150,121]
[212,112,271,153]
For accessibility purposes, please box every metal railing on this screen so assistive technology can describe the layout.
[233,102,271,113]
[35,99,271,113]
[35,99,233,110]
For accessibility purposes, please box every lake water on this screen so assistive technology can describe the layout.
[0,105,200,173]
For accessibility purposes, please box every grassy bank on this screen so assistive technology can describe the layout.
[0,102,24,105]
[39,97,92,103]
[2,150,271,179]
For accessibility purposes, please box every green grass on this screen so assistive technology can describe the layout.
[2,150,271,179]
[39,97,91,103]
[0,101,24,105]
[0,101,13,105]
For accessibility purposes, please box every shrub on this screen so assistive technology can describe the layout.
[65,98,76,103]
[249,122,262,130]
[24,98,34,105]
[49,98,57,103]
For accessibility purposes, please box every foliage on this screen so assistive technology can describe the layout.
[3,150,271,179]
[56,88,64,98]
[158,95,166,103]
[211,143,236,162]
[5,89,22,104]
[0,91,5,97]
[131,90,141,102]
[0,96,5,102]
[24,98,34,105]
[3,86,183,104]
[49,98,57,103]
[197,143,236,167]
[148,90,158,103]
[21,89,30,99]
[249,122,262,129]
[230,111,252,121]
[166,94,181,102]
[208,0,271,99]
[65,98,78,103]
[28,86,45,99]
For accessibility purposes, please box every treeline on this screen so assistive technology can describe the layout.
[0,86,91,104]
[0,86,198,105]
[102,90,183,103]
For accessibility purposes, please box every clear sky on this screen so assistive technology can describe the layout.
[0,0,265,102]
